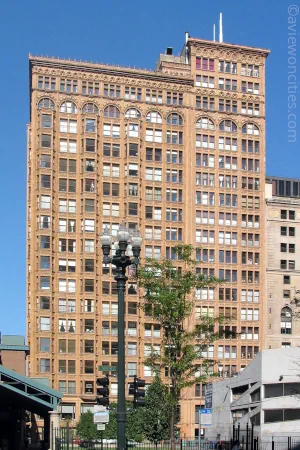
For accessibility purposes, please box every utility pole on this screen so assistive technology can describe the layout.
[101,223,142,450]
[198,407,202,450]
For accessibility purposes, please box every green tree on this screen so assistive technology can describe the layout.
[127,406,145,442]
[142,376,172,444]
[103,402,144,441]
[103,403,117,439]
[76,411,98,440]
[136,245,229,448]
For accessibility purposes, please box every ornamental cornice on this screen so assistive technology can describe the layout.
[194,88,215,96]
[191,47,265,65]
[241,94,261,102]
[160,68,192,78]
[30,57,194,87]
[33,65,194,92]
[188,39,270,60]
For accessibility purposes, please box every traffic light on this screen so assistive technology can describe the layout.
[96,376,110,406]
[129,376,145,407]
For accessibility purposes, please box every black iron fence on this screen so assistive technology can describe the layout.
[260,438,300,450]
[232,424,300,450]
[51,428,224,450]
[51,426,300,450]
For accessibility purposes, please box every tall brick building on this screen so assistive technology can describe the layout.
[27,34,269,437]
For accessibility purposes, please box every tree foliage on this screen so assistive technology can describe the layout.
[76,411,98,440]
[103,403,117,439]
[101,402,144,441]
[136,245,229,444]
[142,376,172,443]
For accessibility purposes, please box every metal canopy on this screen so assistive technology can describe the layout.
[0,364,62,416]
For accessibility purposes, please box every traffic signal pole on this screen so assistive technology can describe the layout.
[115,267,127,450]
[101,223,142,450]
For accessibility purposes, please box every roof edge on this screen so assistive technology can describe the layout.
[188,37,270,56]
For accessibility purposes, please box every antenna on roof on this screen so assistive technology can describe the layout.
[219,12,223,43]
[213,24,216,42]
[185,31,190,64]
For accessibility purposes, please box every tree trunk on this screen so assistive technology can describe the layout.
[170,404,175,450]
[170,375,177,450]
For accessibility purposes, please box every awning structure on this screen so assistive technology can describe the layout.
[0,364,62,416]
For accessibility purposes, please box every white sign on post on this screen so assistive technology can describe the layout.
[97,424,106,431]
[93,406,109,424]
[201,408,212,426]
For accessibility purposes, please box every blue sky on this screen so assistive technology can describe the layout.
[0,0,298,335]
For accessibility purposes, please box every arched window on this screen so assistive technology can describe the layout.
[38,98,55,110]
[104,105,120,118]
[281,307,292,334]
[219,120,237,133]
[60,101,77,114]
[146,111,162,124]
[196,117,215,130]
[82,103,99,114]
[242,123,260,135]
[167,113,183,125]
[125,108,141,119]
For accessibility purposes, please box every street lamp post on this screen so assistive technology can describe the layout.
[101,222,142,450]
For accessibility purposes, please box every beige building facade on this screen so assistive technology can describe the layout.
[265,177,300,350]
[27,35,269,437]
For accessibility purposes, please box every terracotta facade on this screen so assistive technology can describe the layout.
[27,36,269,437]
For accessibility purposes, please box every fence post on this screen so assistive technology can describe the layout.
[180,439,183,450]
[237,423,240,442]
[66,423,70,450]
[250,423,254,450]
[272,438,274,450]
[50,423,53,450]
[246,423,249,450]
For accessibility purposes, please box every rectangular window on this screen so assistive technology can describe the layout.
[41,134,51,148]
[167,92,183,105]
[146,89,163,103]
[60,78,78,93]
[40,317,51,331]
[82,80,99,95]
[104,83,121,98]
[42,114,52,128]
[218,61,237,74]
[40,296,50,309]
[40,358,50,373]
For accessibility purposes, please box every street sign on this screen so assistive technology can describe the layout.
[97,424,106,431]
[93,407,109,424]
[200,408,212,426]
[98,365,116,372]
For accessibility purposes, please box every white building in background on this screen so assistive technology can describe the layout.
[265,177,300,350]
[206,348,300,441]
